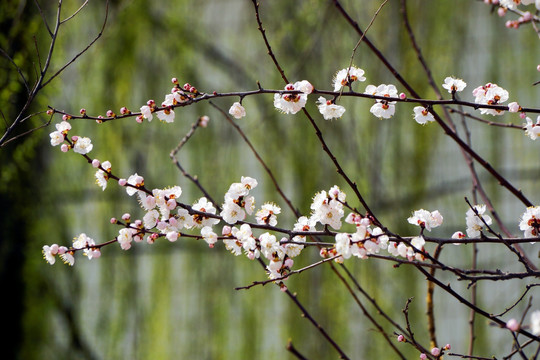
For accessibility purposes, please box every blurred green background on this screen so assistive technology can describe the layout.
[1,0,540,359]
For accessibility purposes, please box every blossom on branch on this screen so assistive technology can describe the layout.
[191,197,220,228]
[140,105,153,122]
[498,0,539,9]
[125,173,144,196]
[465,204,492,238]
[317,97,346,120]
[413,106,435,125]
[95,160,111,190]
[287,216,315,258]
[519,206,540,238]
[333,66,366,91]
[42,244,59,265]
[156,107,175,123]
[531,310,540,335]
[259,232,279,259]
[221,177,258,224]
[201,226,218,247]
[118,228,134,250]
[407,209,443,231]
[273,81,311,114]
[228,102,246,119]
[365,84,398,119]
[524,116,540,140]
[442,76,467,94]
[310,187,345,230]
[73,136,93,154]
[49,121,71,146]
[255,202,281,226]
[472,83,509,116]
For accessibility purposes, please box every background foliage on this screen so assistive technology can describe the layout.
[1,0,539,359]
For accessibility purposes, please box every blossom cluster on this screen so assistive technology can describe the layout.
[498,0,540,10]
[273,80,312,114]
[43,233,100,266]
[220,176,258,224]
[139,80,195,123]
[472,83,509,116]
[44,63,540,273]
[365,83,399,119]
[49,118,93,154]
[331,215,389,261]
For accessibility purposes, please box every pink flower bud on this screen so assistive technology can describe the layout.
[50,244,59,254]
[522,12,532,21]
[399,92,406,100]
[136,115,144,123]
[167,198,177,210]
[280,284,288,292]
[147,99,155,106]
[284,258,294,268]
[118,178,127,186]
[122,213,131,221]
[80,108,86,115]
[156,221,167,231]
[360,218,372,226]
[134,219,143,228]
[520,112,527,119]
[506,318,519,331]
[168,217,178,228]
[222,225,232,236]
[46,109,54,116]
[58,246,68,254]
[444,344,451,350]
[92,159,100,167]
[431,347,440,356]
[183,83,191,91]
[92,249,102,258]
[508,102,520,113]
[247,252,255,260]
[172,77,178,84]
[537,64,540,72]
[110,217,117,224]
[61,144,69,152]
[419,354,427,360]
[120,106,130,115]
[62,114,70,121]
[199,115,210,128]
[106,110,115,118]
[71,135,79,142]
[497,7,506,17]
[397,334,405,342]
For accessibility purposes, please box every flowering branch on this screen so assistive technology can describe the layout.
[27,0,540,358]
